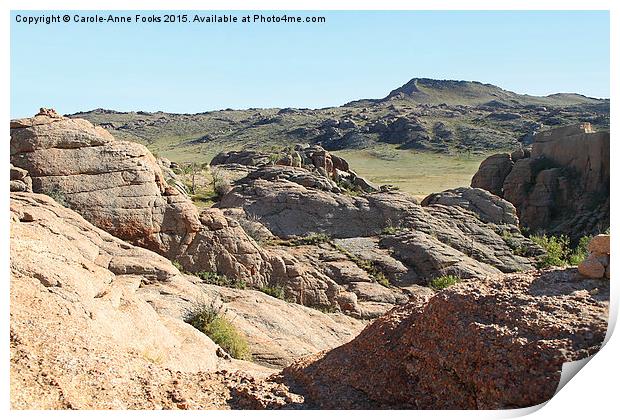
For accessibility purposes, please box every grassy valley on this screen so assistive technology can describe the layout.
[70,78,609,196]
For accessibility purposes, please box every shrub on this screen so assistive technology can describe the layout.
[530,234,570,267]
[197,271,246,289]
[568,235,592,266]
[290,233,332,246]
[259,285,285,300]
[381,226,400,235]
[211,168,232,198]
[374,271,391,287]
[381,219,403,235]
[172,260,185,272]
[429,275,460,290]
[530,234,592,268]
[184,301,252,360]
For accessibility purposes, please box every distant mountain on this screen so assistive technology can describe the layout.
[69,78,610,162]
[349,78,608,108]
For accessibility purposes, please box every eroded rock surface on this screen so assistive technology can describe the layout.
[10,192,364,409]
[9,111,373,314]
[471,123,610,240]
[274,270,609,409]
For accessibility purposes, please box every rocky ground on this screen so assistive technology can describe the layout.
[9,108,610,409]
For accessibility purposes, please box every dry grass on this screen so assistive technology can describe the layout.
[336,145,484,198]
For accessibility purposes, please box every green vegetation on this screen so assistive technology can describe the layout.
[336,146,484,199]
[332,244,391,287]
[530,234,592,268]
[429,275,460,290]
[312,304,338,313]
[196,271,247,289]
[184,301,251,360]
[568,236,591,266]
[258,285,285,300]
[270,233,332,247]
[381,219,404,235]
[172,260,185,272]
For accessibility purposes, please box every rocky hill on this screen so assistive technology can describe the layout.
[68,78,609,160]
[10,108,610,409]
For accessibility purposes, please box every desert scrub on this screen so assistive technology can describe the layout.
[270,233,332,247]
[197,271,247,289]
[259,285,286,300]
[332,244,391,287]
[568,235,592,266]
[184,301,251,360]
[312,304,338,313]
[210,168,233,198]
[530,234,591,268]
[381,219,403,235]
[381,226,401,235]
[172,260,185,272]
[429,275,460,290]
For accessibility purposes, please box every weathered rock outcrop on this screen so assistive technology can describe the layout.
[211,144,378,193]
[578,234,610,279]
[275,270,609,409]
[218,170,538,278]
[11,108,201,258]
[9,110,368,314]
[471,123,610,240]
[10,164,32,192]
[10,192,365,408]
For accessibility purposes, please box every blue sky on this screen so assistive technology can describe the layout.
[10,10,609,118]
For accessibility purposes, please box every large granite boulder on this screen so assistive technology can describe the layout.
[471,123,610,240]
[470,153,513,196]
[11,108,201,258]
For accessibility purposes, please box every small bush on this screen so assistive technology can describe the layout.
[259,285,285,300]
[568,235,592,266]
[530,234,570,268]
[184,301,252,360]
[312,304,338,313]
[381,226,401,235]
[172,260,185,272]
[381,219,403,235]
[211,168,232,198]
[429,275,460,290]
[295,233,331,246]
[374,271,391,287]
[530,234,592,268]
[197,271,246,289]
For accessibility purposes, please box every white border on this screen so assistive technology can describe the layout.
[2,1,617,419]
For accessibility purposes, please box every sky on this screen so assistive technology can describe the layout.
[10,10,610,118]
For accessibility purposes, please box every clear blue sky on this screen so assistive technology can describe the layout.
[10,10,609,118]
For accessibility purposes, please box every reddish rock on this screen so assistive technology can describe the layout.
[279,271,608,409]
